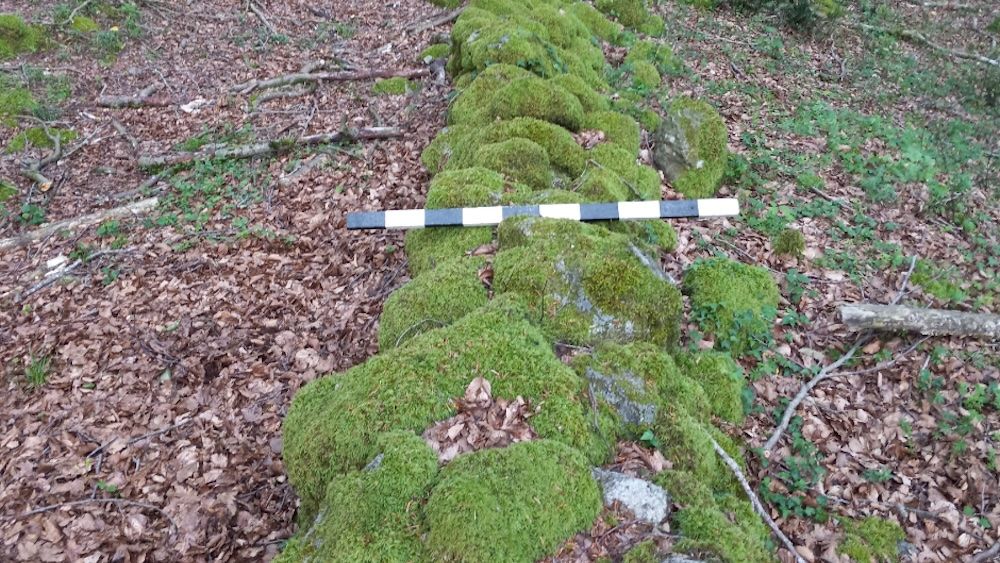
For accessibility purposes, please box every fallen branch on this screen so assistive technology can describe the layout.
[406,7,465,33]
[247,0,277,35]
[22,249,130,299]
[87,418,192,459]
[0,197,158,253]
[137,126,402,168]
[60,0,94,26]
[850,22,999,68]
[12,498,176,535]
[96,83,169,108]
[969,541,1000,563]
[902,0,973,8]
[232,67,429,95]
[840,304,1000,339]
[710,436,806,563]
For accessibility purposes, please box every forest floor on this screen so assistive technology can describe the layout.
[0,0,997,562]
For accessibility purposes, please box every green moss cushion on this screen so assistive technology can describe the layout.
[282,297,605,521]
[425,440,601,562]
[682,257,780,357]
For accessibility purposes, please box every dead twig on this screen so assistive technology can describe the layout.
[12,498,177,535]
[60,0,94,26]
[0,197,158,253]
[22,249,131,299]
[87,418,193,459]
[710,436,806,563]
[406,7,465,34]
[96,83,169,108]
[849,22,999,68]
[969,541,1000,563]
[232,67,430,95]
[137,126,402,168]
[247,0,277,35]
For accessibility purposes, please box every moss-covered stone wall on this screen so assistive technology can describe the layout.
[278,0,780,561]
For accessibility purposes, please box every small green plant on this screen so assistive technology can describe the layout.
[639,429,661,450]
[862,467,893,483]
[101,265,120,286]
[96,220,121,238]
[25,355,51,387]
[18,203,46,226]
[96,480,120,496]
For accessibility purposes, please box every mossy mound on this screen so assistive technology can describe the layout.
[275,432,437,562]
[69,15,100,33]
[425,440,602,561]
[627,39,686,77]
[474,137,555,189]
[6,127,77,153]
[837,516,906,563]
[424,117,587,178]
[588,142,661,199]
[494,217,682,347]
[622,540,658,563]
[567,2,624,44]
[550,73,610,113]
[404,167,529,276]
[0,85,37,126]
[419,43,450,61]
[629,60,660,91]
[653,97,729,198]
[773,227,805,258]
[675,350,746,424]
[372,77,413,95]
[683,257,779,357]
[0,14,45,60]
[450,73,586,131]
[282,297,605,520]
[595,0,663,35]
[583,111,641,155]
[378,257,488,350]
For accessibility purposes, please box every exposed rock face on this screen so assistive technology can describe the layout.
[592,468,671,524]
[652,109,702,184]
[650,98,729,199]
[584,367,657,426]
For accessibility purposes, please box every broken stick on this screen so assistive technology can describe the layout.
[840,304,1000,339]
[0,197,158,253]
[232,68,430,95]
[137,126,402,168]
[96,83,169,108]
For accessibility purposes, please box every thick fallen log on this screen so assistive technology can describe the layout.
[0,197,158,253]
[232,68,430,95]
[840,304,1000,339]
[137,127,402,168]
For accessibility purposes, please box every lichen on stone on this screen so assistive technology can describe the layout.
[494,217,682,347]
[652,97,729,199]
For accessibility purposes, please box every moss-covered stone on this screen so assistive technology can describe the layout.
[675,350,746,424]
[773,227,805,258]
[0,85,37,126]
[69,15,100,33]
[275,432,437,562]
[450,71,586,130]
[626,39,685,77]
[425,440,601,562]
[622,540,658,563]
[550,73,610,112]
[494,217,682,347]
[0,14,45,60]
[567,2,624,44]
[419,43,450,61]
[448,64,535,126]
[683,257,779,357]
[588,143,660,199]
[421,124,476,174]
[595,0,651,30]
[630,60,660,91]
[583,111,641,155]
[372,76,413,95]
[652,97,729,199]
[474,137,554,189]
[837,516,906,563]
[282,297,605,520]
[378,257,488,350]
[405,227,494,277]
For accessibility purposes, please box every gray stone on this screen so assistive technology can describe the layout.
[592,468,670,524]
[363,453,384,472]
[661,555,708,563]
[584,367,656,426]
[651,108,704,183]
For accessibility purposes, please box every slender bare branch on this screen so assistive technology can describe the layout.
[232,68,429,95]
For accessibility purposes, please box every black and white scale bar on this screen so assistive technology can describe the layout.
[346,198,739,230]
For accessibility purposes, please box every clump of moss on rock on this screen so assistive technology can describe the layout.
[683,257,779,357]
[773,227,805,258]
[594,0,650,31]
[419,43,450,61]
[404,167,528,276]
[425,440,601,561]
[622,540,658,563]
[474,137,555,189]
[675,350,746,424]
[627,39,686,77]
[652,97,729,198]
[282,296,605,520]
[372,76,413,95]
[69,15,100,33]
[494,217,682,347]
[0,14,45,60]
[275,431,438,562]
[837,516,906,563]
[583,111,641,155]
[378,257,488,350]
[629,60,660,91]
[567,2,624,44]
